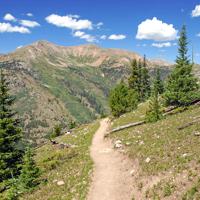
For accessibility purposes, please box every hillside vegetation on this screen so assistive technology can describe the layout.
[109,104,200,199]
[0,41,172,143]
[17,121,99,200]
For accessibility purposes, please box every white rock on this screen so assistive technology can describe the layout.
[145,157,151,163]
[182,153,187,158]
[114,140,122,148]
[115,143,123,148]
[194,132,200,136]
[115,140,122,144]
[65,131,71,135]
[130,170,135,176]
[57,180,65,186]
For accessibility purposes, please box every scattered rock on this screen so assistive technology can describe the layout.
[194,132,200,136]
[114,140,123,148]
[145,157,151,163]
[57,180,65,186]
[65,131,71,135]
[182,153,187,158]
[130,169,135,176]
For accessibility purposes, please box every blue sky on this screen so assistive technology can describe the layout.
[0,0,200,63]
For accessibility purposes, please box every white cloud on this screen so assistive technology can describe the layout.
[17,45,23,49]
[100,35,107,40]
[20,20,40,28]
[0,22,30,33]
[4,13,16,21]
[96,22,103,29]
[45,14,93,30]
[192,5,200,17]
[26,13,33,17]
[97,22,103,26]
[197,33,200,37]
[73,31,96,42]
[152,42,172,48]
[68,14,80,19]
[136,17,178,41]
[73,31,85,37]
[108,34,126,40]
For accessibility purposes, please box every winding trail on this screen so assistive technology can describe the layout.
[87,118,135,200]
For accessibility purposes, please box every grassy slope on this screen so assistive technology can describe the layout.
[109,104,200,199]
[20,121,99,200]
[31,59,114,123]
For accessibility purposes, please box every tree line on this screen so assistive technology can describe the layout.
[109,25,200,122]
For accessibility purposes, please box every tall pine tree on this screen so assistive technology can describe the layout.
[128,59,139,91]
[164,25,199,106]
[0,69,24,182]
[153,68,164,95]
[141,55,151,100]
[128,57,151,102]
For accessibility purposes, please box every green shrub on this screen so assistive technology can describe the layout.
[109,82,138,117]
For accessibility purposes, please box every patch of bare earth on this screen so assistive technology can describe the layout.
[87,118,137,200]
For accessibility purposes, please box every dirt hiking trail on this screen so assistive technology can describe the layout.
[87,118,136,200]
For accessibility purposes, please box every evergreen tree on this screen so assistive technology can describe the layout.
[146,77,162,123]
[109,82,129,117]
[128,57,151,102]
[141,55,151,100]
[137,59,143,100]
[153,68,164,95]
[128,59,139,91]
[109,81,138,117]
[126,89,139,112]
[18,147,40,191]
[164,25,199,106]
[0,69,24,182]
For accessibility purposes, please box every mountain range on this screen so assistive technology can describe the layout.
[0,40,198,144]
